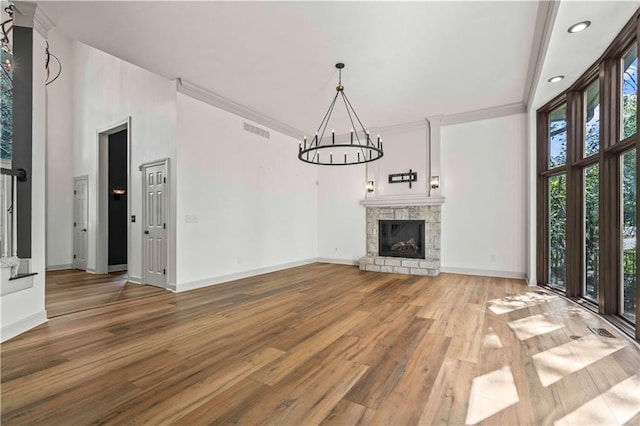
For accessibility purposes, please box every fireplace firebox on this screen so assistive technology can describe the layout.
[378,220,425,259]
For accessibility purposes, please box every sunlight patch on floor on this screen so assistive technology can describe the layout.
[532,334,627,387]
[465,366,519,425]
[554,374,640,425]
[487,292,558,315]
[508,313,563,341]
[482,327,503,349]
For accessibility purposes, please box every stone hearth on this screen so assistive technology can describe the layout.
[359,201,442,276]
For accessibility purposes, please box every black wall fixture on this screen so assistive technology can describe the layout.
[388,169,418,189]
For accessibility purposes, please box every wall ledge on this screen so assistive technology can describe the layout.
[361,195,445,207]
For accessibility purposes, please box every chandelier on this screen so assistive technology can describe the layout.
[298,63,383,166]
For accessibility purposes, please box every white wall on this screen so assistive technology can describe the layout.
[367,123,430,197]
[317,164,366,263]
[45,29,74,270]
[70,40,177,283]
[441,113,526,278]
[175,93,318,290]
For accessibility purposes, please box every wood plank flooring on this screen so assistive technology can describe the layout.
[2,263,639,425]
[45,269,167,318]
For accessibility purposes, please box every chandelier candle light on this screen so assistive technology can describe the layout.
[298,63,383,165]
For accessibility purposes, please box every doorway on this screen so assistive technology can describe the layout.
[96,118,131,276]
[107,130,128,272]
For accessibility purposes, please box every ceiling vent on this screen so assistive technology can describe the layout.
[243,122,270,139]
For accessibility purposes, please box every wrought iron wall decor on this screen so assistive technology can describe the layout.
[388,169,417,188]
[298,63,383,166]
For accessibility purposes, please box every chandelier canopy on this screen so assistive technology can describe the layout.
[298,63,383,166]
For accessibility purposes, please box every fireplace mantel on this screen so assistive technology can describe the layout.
[360,195,445,208]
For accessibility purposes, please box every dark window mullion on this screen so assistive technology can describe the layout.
[601,57,622,315]
[537,112,550,284]
[566,91,583,297]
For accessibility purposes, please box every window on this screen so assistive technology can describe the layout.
[538,10,639,339]
[584,81,600,157]
[549,104,567,168]
[549,174,567,291]
[621,149,636,322]
[622,42,637,140]
[584,164,599,301]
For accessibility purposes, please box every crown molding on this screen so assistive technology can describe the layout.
[12,2,55,36]
[371,119,427,135]
[442,102,526,127]
[34,4,56,36]
[177,78,302,140]
[523,0,560,106]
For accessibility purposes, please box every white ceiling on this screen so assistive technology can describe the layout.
[36,1,639,134]
[533,0,639,110]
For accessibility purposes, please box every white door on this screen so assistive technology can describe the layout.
[142,161,167,288]
[73,176,88,271]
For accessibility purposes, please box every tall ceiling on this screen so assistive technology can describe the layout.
[37,1,638,134]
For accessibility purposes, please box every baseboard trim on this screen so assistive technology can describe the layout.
[177,258,318,292]
[316,258,359,266]
[1,310,48,343]
[108,264,128,272]
[46,264,73,271]
[127,276,142,284]
[86,268,97,274]
[441,267,526,280]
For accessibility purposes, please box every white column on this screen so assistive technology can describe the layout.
[426,115,443,197]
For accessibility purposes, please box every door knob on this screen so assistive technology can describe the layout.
[144,230,149,234]
[82,229,87,232]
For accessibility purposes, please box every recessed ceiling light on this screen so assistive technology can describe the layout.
[548,75,565,83]
[568,21,591,33]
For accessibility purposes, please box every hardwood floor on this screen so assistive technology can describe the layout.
[45,269,166,318]
[2,263,639,425]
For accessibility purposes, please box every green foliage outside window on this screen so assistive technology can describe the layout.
[549,174,567,290]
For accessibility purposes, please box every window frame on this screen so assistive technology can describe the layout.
[537,9,640,340]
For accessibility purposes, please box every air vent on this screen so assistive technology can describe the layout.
[243,122,270,139]
[588,327,616,338]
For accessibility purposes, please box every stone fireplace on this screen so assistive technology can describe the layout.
[359,197,442,276]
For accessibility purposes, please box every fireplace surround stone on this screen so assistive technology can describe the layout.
[359,201,442,276]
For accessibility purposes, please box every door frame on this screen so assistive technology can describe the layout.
[96,117,131,276]
[139,158,169,288]
[72,175,89,271]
